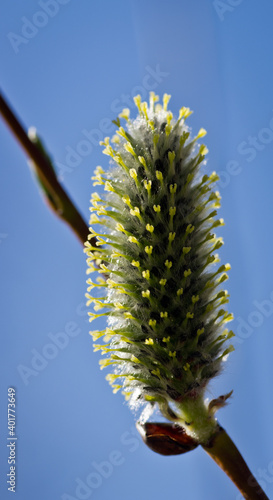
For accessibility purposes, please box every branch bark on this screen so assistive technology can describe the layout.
[0,91,93,246]
[203,426,269,500]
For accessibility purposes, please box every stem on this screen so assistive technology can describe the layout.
[176,395,218,444]
[176,396,269,499]
[0,91,94,247]
[203,426,269,500]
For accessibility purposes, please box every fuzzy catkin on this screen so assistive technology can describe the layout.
[85,93,234,422]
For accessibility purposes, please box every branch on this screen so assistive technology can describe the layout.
[0,91,94,247]
[203,426,269,500]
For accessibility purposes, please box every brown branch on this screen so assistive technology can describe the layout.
[0,91,94,246]
[203,426,270,500]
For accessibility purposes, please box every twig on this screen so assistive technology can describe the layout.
[203,426,270,500]
[0,91,93,246]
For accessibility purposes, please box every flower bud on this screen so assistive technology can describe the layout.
[85,93,234,444]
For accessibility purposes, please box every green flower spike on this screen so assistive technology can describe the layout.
[85,92,235,447]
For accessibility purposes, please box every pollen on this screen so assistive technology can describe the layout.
[142,270,150,280]
[151,368,161,377]
[192,295,200,304]
[196,128,207,139]
[165,123,172,136]
[112,385,122,394]
[105,181,115,192]
[168,232,176,243]
[144,180,152,193]
[130,207,140,217]
[160,312,168,318]
[111,134,120,144]
[133,94,142,113]
[199,144,209,156]
[153,134,159,146]
[169,183,177,194]
[103,145,115,157]
[93,165,104,175]
[145,338,154,345]
[118,108,130,120]
[122,195,132,206]
[163,93,171,111]
[131,355,140,363]
[141,102,149,120]
[124,312,134,319]
[90,214,100,224]
[145,246,153,255]
[186,224,195,234]
[129,169,138,181]
[124,143,136,157]
[99,359,112,369]
[108,372,121,384]
[113,302,124,309]
[149,91,159,108]
[146,224,154,233]
[156,170,163,182]
[179,106,192,120]
[168,151,176,173]
[138,156,147,169]
[116,223,125,232]
[128,236,139,245]
[100,137,110,146]
[117,127,127,140]
[91,192,102,202]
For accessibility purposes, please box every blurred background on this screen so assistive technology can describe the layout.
[1,1,273,499]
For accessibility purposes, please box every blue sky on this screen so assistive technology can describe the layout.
[1,1,273,499]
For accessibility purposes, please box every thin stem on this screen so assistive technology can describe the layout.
[203,426,269,500]
[0,91,94,247]
[176,394,219,444]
